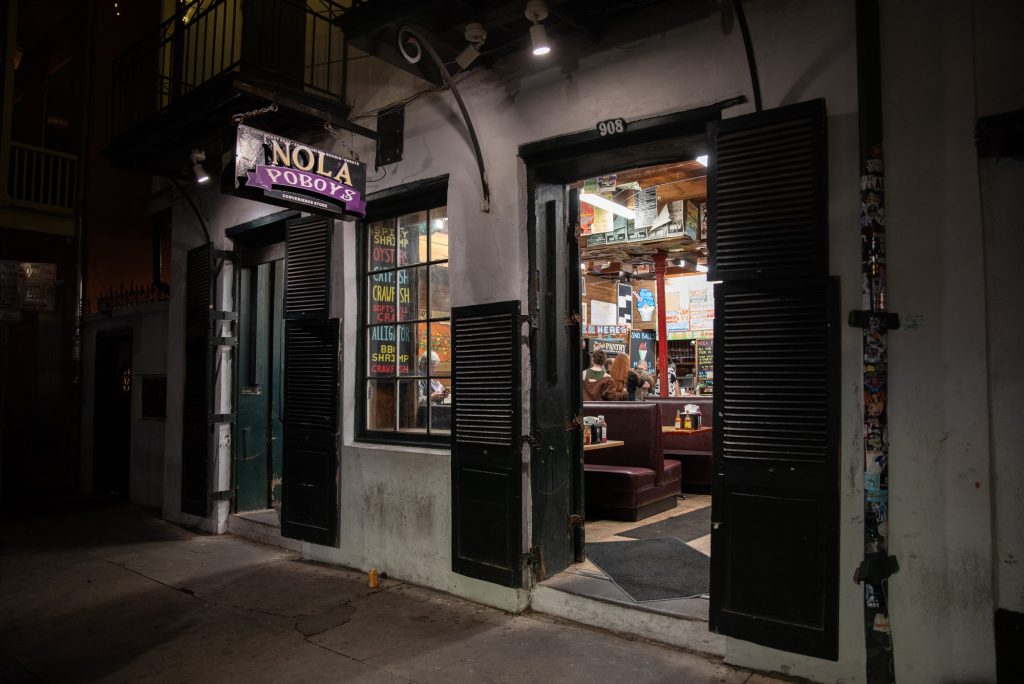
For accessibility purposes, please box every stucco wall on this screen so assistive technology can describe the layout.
[974,0,1024,618]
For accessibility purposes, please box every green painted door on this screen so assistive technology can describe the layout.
[235,260,285,512]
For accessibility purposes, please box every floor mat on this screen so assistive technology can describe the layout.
[584,537,709,602]
[619,505,711,543]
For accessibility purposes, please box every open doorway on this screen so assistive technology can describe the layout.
[556,159,715,620]
[93,330,133,498]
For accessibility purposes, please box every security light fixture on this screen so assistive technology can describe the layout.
[190,149,209,184]
[580,192,635,220]
[525,0,551,56]
[455,22,487,70]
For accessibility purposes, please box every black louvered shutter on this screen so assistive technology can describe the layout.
[708,100,828,281]
[451,300,523,587]
[181,243,212,517]
[281,216,339,545]
[285,217,332,318]
[707,100,840,660]
[281,318,339,545]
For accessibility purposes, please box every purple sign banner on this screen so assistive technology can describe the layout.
[246,165,366,215]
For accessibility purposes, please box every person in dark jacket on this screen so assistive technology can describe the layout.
[583,349,627,401]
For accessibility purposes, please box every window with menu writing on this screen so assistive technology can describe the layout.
[363,206,451,440]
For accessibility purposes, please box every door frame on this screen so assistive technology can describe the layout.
[519,100,734,581]
[227,212,294,513]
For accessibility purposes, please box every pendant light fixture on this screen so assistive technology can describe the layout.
[190,149,209,184]
[525,0,551,56]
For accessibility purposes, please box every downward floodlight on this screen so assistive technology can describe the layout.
[525,0,551,56]
[190,149,209,184]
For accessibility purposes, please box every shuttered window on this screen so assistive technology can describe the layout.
[358,204,451,444]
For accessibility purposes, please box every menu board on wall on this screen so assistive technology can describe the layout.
[18,262,56,311]
[696,338,714,389]
[630,329,656,370]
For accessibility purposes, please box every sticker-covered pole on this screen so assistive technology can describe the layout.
[856,0,897,681]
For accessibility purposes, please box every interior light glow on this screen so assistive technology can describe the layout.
[580,193,635,220]
[530,24,550,55]
[696,155,709,166]
[696,263,709,272]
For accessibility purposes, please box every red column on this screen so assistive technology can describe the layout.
[654,250,669,397]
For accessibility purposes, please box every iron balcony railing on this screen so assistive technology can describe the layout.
[6,142,78,214]
[112,0,351,136]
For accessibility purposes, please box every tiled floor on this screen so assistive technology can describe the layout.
[542,493,713,621]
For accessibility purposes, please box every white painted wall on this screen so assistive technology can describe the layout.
[974,1,1024,617]
[880,1,999,681]
[153,0,1016,679]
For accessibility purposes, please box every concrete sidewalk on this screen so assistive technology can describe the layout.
[0,501,789,683]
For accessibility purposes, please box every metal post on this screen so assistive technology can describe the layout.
[856,1,897,681]
[0,0,18,205]
[654,251,669,397]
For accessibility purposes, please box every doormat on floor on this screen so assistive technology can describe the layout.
[585,537,709,602]
[619,505,711,543]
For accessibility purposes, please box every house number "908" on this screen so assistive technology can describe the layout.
[596,118,626,136]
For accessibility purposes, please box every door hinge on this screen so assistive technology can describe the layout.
[572,222,583,240]
[210,490,233,501]
[520,434,537,447]
[564,312,582,326]
[519,314,538,329]
[567,513,585,530]
[566,414,583,431]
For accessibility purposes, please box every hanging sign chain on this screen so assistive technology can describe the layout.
[324,121,359,161]
[230,103,279,125]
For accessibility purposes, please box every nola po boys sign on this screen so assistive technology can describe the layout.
[228,125,366,217]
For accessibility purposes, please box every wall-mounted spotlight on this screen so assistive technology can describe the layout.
[455,22,487,70]
[190,149,209,184]
[525,0,551,56]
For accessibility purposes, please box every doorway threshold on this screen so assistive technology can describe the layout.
[532,572,723,656]
[227,509,300,552]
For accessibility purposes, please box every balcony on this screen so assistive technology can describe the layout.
[106,0,356,176]
[4,143,78,216]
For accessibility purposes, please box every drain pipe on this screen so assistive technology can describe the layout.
[852,1,900,682]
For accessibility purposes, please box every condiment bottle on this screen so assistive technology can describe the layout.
[683,412,693,430]
[674,410,682,429]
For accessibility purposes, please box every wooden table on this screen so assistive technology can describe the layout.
[661,425,712,435]
[583,439,625,452]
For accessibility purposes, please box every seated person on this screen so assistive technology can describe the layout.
[418,351,450,404]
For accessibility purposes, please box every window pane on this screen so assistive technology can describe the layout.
[429,206,449,262]
[397,266,427,322]
[430,377,452,434]
[398,211,427,266]
[368,271,397,324]
[398,322,427,377]
[430,262,450,318]
[398,379,428,432]
[367,326,396,376]
[430,321,452,376]
[366,380,396,431]
[368,220,396,271]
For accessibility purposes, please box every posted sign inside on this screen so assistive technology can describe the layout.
[229,125,367,217]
